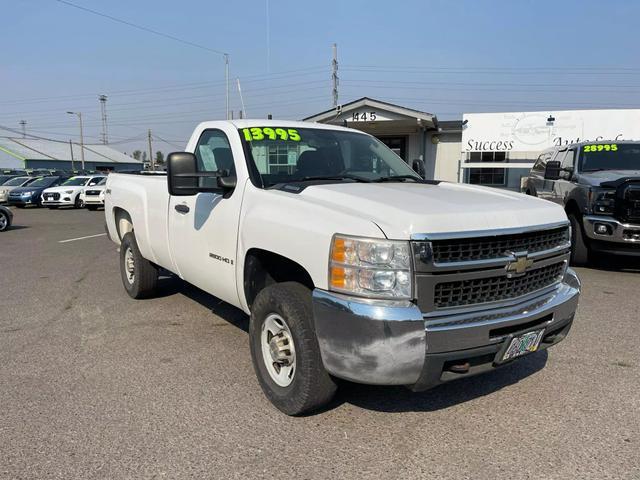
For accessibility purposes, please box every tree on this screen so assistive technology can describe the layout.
[132,150,142,160]
[155,151,165,165]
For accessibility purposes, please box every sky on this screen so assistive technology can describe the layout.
[2,0,640,155]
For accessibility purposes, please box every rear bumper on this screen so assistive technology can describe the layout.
[312,268,580,389]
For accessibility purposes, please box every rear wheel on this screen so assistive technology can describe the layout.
[119,232,158,299]
[0,210,10,232]
[249,282,337,416]
[569,213,590,266]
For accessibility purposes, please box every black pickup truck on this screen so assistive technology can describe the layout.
[523,141,640,265]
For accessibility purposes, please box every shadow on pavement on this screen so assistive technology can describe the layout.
[589,254,640,273]
[155,274,249,332]
[331,350,548,413]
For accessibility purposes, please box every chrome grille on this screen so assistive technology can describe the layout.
[85,190,101,196]
[430,226,569,264]
[44,192,60,200]
[433,261,565,309]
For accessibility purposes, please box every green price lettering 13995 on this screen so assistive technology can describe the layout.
[242,127,301,142]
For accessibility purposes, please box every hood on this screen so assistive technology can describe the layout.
[577,170,640,187]
[43,185,84,193]
[84,184,106,192]
[10,186,45,194]
[298,182,568,239]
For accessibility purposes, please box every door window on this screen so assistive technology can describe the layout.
[194,129,236,188]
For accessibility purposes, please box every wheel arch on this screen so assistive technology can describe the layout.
[243,248,314,310]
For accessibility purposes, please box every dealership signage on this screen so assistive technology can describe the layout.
[462,109,640,153]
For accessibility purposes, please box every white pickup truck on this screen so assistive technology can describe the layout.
[105,120,580,415]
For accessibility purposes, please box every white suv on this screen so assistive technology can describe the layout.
[42,175,105,209]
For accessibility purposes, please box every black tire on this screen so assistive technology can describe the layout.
[87,205,98,211]
[0,210,10,232]
[119,232,159,299]
[74,195,84,209]
[249,282,337,416]
[569,213,590,266]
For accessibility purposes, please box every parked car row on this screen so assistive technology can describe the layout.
[0,174,107,210]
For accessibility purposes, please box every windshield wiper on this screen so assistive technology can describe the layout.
[374,175,423,182]
[299,174,372,183]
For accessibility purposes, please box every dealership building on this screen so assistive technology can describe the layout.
[305,98,640,190]
[0,137,142,172]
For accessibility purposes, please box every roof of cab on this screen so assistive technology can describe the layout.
[194,119,365,134]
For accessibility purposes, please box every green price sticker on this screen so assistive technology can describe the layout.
[241,127,301,142]
[583,144,618,152]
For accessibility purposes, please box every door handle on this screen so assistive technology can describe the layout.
[174,204,190,214]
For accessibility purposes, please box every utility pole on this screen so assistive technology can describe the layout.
[67,111,85,170]
[332,43,339,107]
[69,140,75,171]
[224,54,230,120]
[148,129,154,171]
[99,94,109,144]
[237,78,246,118]
[19,120,26,138]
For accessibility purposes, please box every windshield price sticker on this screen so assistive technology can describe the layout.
[242,127,301,142]
[583,144,618,152]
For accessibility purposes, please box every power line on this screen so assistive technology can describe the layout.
[53,0,227,56]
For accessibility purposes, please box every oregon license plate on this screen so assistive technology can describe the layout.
[500,329,545,362]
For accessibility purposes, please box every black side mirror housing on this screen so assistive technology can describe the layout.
[167,152,237,196]
[167,152,199,196]
[412,159,426,178]
[544,160,561,180]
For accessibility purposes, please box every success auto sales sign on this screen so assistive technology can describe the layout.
[461,109,640,153]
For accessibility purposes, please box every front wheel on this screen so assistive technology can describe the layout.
[0,210,10,232]
[74,195,85,209]
[119,232,159,299]
[249,282,337,416]
[569,213,590,266]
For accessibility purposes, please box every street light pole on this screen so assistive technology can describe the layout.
[67,111,85,170]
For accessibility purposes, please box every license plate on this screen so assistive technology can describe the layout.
[499,329,545,362]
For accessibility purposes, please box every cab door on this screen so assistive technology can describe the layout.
[167,127,243,308]
[552,148,576,205]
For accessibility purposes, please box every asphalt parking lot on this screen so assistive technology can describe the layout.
[1,208,638,480]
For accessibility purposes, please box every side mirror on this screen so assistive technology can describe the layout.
[412,159,426,179]
[544,160,561,180]
[167,152,237,196]
[167,152,199,196]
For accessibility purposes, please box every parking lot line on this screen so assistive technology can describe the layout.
[58,233,107,243]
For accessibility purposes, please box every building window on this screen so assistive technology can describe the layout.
[268,144,296,174]
[468,151,507,186]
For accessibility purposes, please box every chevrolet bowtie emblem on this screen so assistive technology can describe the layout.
[505,251,533,276]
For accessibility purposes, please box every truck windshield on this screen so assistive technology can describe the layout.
[580,143,640,172]
[239,126,420,187]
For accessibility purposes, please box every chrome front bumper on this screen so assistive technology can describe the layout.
[312,268,580,389]
[583,215,640,243]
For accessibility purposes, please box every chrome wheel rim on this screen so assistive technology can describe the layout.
[261,313,296,387]
[0,213,7,230]
[124,247,135,284]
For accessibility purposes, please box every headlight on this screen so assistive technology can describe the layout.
[65,190,74,194]
[589,188,616,214]
[329,234,412,299]
[21,191,34,196]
